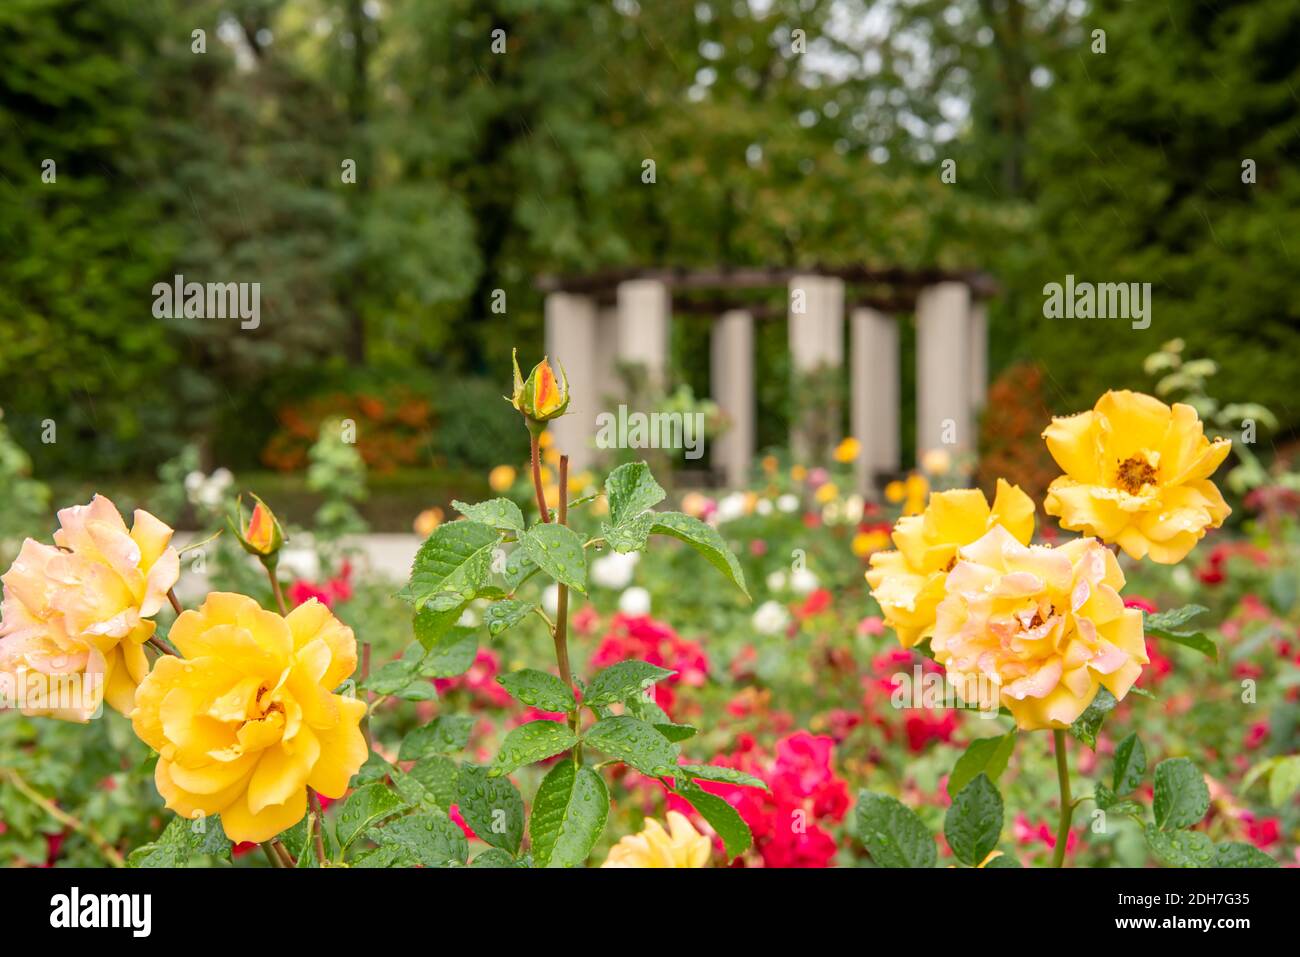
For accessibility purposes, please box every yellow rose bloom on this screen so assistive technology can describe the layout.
[903,473,930,516]
[601,811,711,868]
[791,464,807,482]
[852,529,890,558]
[814,482,839,505]
[866,479,1035,649]
[884,480,906,503]
[488,465,517,493]
[131,593,368,844]
[833,437,861,464]
[0,495,180,719]
[1042,390,1231,563]
[932,526,1148,731]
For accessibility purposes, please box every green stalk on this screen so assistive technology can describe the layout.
[1051,729,1073,867]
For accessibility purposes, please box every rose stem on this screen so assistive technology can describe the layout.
[530,432,550,523]
[1051,729,1073,868]
[309,791,327,865]
[2,768,125,868]
[167,588,183,615]
[264,562,288,615]
[554,454,580,761]
[261,842,286,868]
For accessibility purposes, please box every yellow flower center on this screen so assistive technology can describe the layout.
[1116,455,1157,494]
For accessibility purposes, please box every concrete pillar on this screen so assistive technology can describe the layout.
[850,308,900,494]
[711,310,754,488]
[787,275,845,461]
[544,292,598,473]
[615,279,670,393]
[916,282,973,467]
[969,298,988,411]
[594,305,620,406]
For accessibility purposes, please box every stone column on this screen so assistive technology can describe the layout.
[787,275,845,461]
[711,310,754,488]
[850,307,900,494]
[615,279,670,393]
[969,297,988,412]
[544,291,598,473]
[915,282,973,467]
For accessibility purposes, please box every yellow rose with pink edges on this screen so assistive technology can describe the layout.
[0,495,180,719]
[931,526,1148,731]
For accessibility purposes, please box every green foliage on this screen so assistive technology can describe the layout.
[1144,605,1218,661]
[948,732,1016,798]
[855,791,937,869]
[1069,687,1118,751]
[128,813,232,868]
[528,761,609,869]
[944,775,1004,867]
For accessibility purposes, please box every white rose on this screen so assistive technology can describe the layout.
[776,494,799,513]
[755,498,773,516]
[542,583,559,616]
[751,600,789,636]
[715,492,748,524]
[790,567,819,595]
[618,586,651,616]
[766,570,787,592]
[591,550,639,590]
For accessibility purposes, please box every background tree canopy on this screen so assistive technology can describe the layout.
[2,0,1297,478]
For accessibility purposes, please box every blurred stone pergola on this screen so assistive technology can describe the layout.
[537,266,996,492]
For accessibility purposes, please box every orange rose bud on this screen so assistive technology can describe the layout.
[507,349,570,435]
[232,494,285,558]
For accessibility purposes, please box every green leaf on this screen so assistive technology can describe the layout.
[360,658,417,695]
[855,791,937,868]
[491,720,579,774]
[1144,605,1217,661]
[128,813,233,867]
[393,756,458,811]
[402,521,501,608]
[503,547,538,592]
[675,779,751,861]
[944,774,1003,867]
[415,626,478,676]
[583,660,676,708]
[1145,825,1214,867]
[605,461,666,526]
[1267,755,1300,807]
[678,764,769,791]
[1069,686,1118,750]
[496,668,575,713]
[602,512,655,553]
[654,722,698,742]
[336,783,409,852]
[583,715,680,776]
[455,765,525,854]
[366,810,468,867]
[1111,732,1147,797]
[1153,758,1210,830]
[947,732,1016,797]
[399,716,475,761]
[529,760,609,868]
[452,498,525,533]
[353,752,394,786]
[411,594,468,651]
[469,848,520,868]
[649,511,749,598]
[984,852,1021,867]
[521,523,588,593]
[1212,841,1279,868]
[484,599,536,638]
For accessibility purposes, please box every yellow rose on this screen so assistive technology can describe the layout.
[932,526,1148,731]
[0,495,179,719]
[833,437,861,464]
[601,811,711,868]
[131,593,368,844]
[1042,390,1231,563]
[414,507,443,537]
[866,479,1035,649]
[814,482,839,505]
[488,465,517,493]
[852,529,890,558]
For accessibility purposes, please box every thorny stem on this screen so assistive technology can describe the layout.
[1052,729,1073,868]
[554,454,581,762]
[530,433,550,523]
[262,842,285,868]
[2,768,125,868]
[309,791,327,866]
